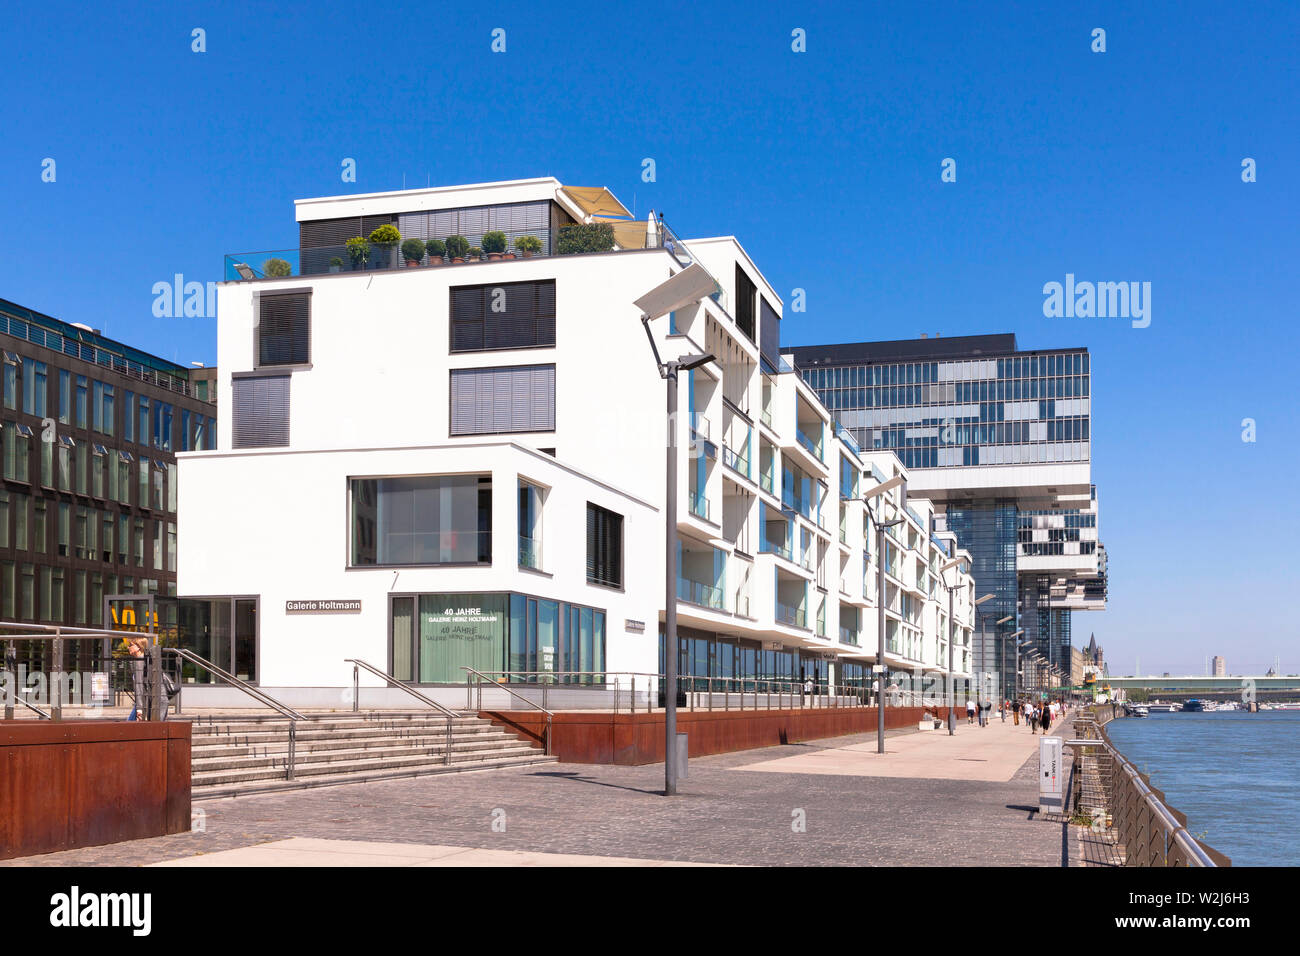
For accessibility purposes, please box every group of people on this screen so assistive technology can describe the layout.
[1009,697,1065,733]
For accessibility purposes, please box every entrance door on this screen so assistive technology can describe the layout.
[234,599,257,682]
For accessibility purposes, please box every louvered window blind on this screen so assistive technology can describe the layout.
[231,375,289,448]
[450,280,556,352]
[449,365,555,435]
[257,291,311,367]
[585,503,623,588]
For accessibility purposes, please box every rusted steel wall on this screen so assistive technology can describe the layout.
[482,706,936,765]
[0,721,191,861]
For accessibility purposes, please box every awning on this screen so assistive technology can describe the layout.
[561,185,632,220]
[594,217,653,250]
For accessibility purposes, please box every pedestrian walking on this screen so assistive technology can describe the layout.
[126,636,146,721]
[966,697,976,724]
[1001,699,1008,723]
[1040,701,1052,733]
[1028,702,1038,733]
[1012,699,1021,726]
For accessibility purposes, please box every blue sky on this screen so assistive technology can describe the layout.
[2,1,1295,674]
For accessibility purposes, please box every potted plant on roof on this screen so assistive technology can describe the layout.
[424,238,446,267]
[346,236,370,270]
[481,230,507,261]
[468,245,483,262]
[263,257,292,277]
[368,224,401,269]
[514,234,542,258]
[401,238,425,268]
[444,235,469,264]
[328,256,343,274]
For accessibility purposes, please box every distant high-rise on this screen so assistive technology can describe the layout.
[1212,655,1226,676]
[788,333,1107,696]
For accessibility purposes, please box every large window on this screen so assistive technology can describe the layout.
[450,279,556,352]
[518,480,544,569]
[449,364,555,435]
[735,265,757,342]
[231,375,289,448]
[586,503,623,588]
[256,290,311,366]
[350,474,492,566]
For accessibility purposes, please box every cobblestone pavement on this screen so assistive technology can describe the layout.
[3,727,1072,867]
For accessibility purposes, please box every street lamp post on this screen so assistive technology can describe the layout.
[862,475,905,755]
[635,264,719,797]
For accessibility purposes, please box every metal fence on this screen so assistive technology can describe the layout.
[1068,707,1229,867]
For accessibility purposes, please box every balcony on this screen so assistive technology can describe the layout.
[689,412,710,441]
[722,445,750,479]
[795,425,823,462]
[678,577,724,611]
[225,217,697,282]
[775,602,806,629]
[689,491,710,521]
[760,537,793,562]
[759,470,775,496]
[839,626,860,647]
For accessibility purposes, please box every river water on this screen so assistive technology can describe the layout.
[1104,710,1300,866]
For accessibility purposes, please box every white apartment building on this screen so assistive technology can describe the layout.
[176,177,976,706]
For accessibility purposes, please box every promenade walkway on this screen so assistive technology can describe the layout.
[3,713,1079,867]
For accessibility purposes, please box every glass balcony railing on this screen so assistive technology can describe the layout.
[795,425,823,461]
[678,577,724,610]
[722,445,749,478]
[518,534,539,569]
[225,217,698,282]
[839,627,859,646]
[776,602,806,628]
[760,406,773,429]
[759,471,775,495]
[689,491,710,521]
[689,412,710,440]
[760,537,793,562]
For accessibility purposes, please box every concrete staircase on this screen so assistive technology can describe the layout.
[189,711,554,798]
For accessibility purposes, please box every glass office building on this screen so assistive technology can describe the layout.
[790,334,1106,698]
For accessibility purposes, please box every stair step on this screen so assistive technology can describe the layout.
[191,724,507,749]
[189,716,485,736]
[191,730,520,759]
[193,737,536,771]
[193,753,558,800]
[192,745,547,786]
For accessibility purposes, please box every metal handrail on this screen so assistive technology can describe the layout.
[346,658,456,765]
[166,648,306,721]
[1067,725,1221,867]
[463,666,554,756]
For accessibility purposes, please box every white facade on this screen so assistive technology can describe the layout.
[179,178,975,703]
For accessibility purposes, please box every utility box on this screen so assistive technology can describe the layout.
[1039,736,1063,813]
[676,733,689,779]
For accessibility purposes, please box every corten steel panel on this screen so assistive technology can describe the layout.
[0,721,191,861]
[481,708,933,766]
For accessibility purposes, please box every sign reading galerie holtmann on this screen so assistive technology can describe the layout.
[285,600,363,613]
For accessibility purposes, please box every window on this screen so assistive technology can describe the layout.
[75,375,88,428]
[586,503,623,588]
[1,352,16,410]
[518,481,544,569]
[137,395,149,444]
[232,375,290,448]
[256,290,311,366]
[349,475,492,567]
[450,364,555,435]
[2,423,31,482]
[450,279,556,352]
[124,391,134,441]
[22,359,46,417]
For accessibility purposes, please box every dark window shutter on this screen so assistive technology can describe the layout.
[232,376,290,448]
[450,280,556,352]
[585,503,622,587]
[760,296,781,371]
[735,266,757,342]
[450,287,486,351]
[258,292,310,366]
